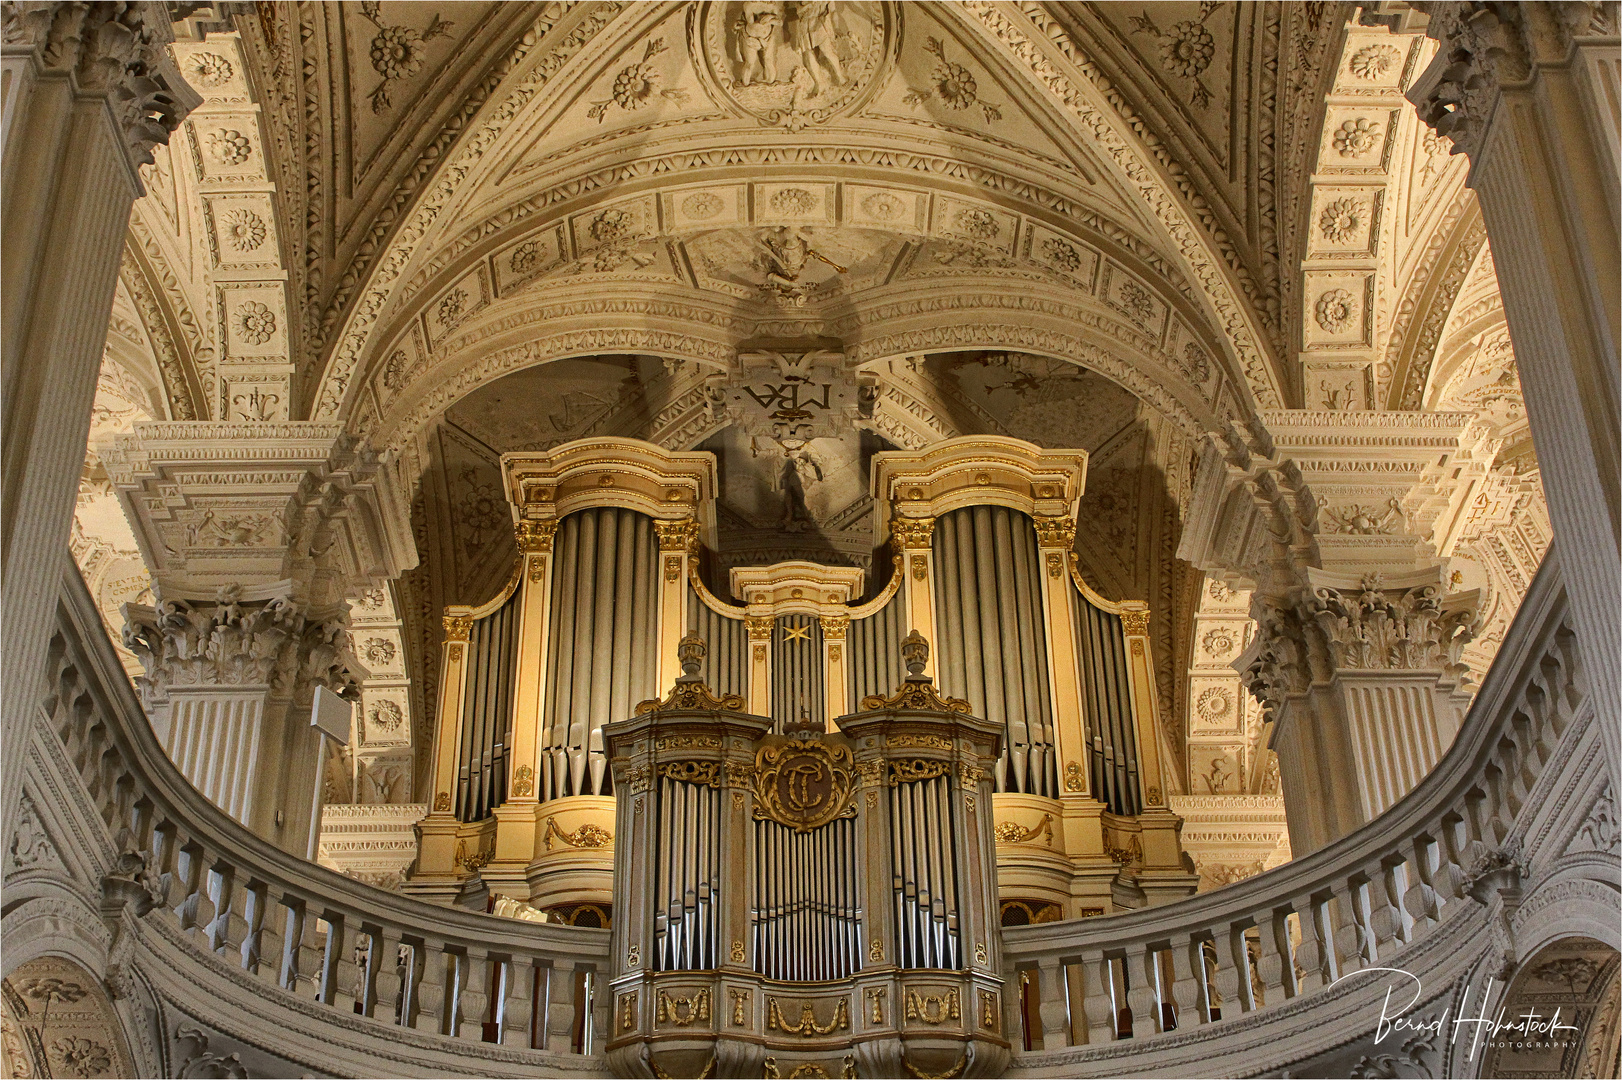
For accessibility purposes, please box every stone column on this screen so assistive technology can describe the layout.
[0,1,200,840]
[102,421,415,853]
[1240,568,1480,854]
[1410,1,1621,784]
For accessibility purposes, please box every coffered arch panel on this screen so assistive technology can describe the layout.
[305,1,1296,427]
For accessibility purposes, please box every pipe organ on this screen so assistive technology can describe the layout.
[407,435,1195,924]
[603,635,1009,1078]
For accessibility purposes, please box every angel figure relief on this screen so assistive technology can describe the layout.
[757,226,846,306]
[729,2,855,99]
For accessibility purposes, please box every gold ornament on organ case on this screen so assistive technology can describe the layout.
[751,739,857,832]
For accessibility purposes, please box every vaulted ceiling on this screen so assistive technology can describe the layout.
[83,2,1549,802]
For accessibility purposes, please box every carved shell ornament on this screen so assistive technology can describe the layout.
[691,1,898,131]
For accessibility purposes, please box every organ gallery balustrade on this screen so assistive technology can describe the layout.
[17,536,1607,1076]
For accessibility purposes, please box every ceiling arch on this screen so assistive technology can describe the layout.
[304,1,1305,427]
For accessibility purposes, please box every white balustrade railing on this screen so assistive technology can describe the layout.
[17,548,1607,1077]
[34,562,613,1072]
[999,549,1600,1074]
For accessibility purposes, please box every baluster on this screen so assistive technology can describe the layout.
[1167,935,1206,1029]
[253,889,290,986]
[279,897,307,991]
[1306,894,1338,989]
[544,961,579,1053]
[1377,859,1413,949]
[1034,957,1069,1049]
[1126,945,1159,1037]
[148,821,178,912]
[327,916,366,1013]
[1079,950,1114,1044]
[413,944,449,1035]
[1328,883,1367,976]
[237,880,266,972]
[588,967,610,1053]
[172,842,205,933]
[1204,929,1243,1019]
[1251,908,1294,1004]
[502,957,536,1048]
[369,927,406,1021]
[207,863,245,957]
[1403,836,1442,934]
[190,859,220,949]
[457,949,490,1041]
[1437,817,1471,903]
[295,907,328,999]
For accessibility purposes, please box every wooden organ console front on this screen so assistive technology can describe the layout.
[406,435,1195,951]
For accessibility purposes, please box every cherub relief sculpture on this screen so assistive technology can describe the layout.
[730,1,851,96]
[734,2,783,85]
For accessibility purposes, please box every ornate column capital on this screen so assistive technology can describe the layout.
[653,517,701,551]
[120,588,358,708]
[514,519,557,553]
[1408,2,1618,159]
[1,1,203,168]
[1237,568,1482,725]
[889,515,936,549]
[1031,514,1077,549]
[1299,569,1481,678]
[101,422,417,606]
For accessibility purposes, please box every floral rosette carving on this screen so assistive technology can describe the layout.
[359,1,455,113]
[588,37,689,122]
[903,36,1002,122]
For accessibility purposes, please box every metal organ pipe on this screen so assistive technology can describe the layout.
[455,588,519,821]
[538,509,657,801]
[849,589,906,704]
[1075,599,1143,815]
[932,506,1057,796]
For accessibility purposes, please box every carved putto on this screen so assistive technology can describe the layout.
[693,1,895,130]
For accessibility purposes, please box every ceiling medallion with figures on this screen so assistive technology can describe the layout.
[751,739,858,832]
[690,1,899,130]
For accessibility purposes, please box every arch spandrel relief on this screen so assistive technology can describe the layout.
[691,0,899,130]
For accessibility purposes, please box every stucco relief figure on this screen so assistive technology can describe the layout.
[757,226,846,305]
[705,0,882,128]
[790,2,849,95]
[733,2,783,86]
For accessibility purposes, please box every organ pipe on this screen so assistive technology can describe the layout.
[770,614,824,731]
[1075,598,1142,815]
[686,587,748,699]
[931,505,1057,797]
[540,508,658,801]
[848,592,906,704]
[455,587,520,821]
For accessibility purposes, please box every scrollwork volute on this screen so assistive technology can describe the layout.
[635,634,747,714]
